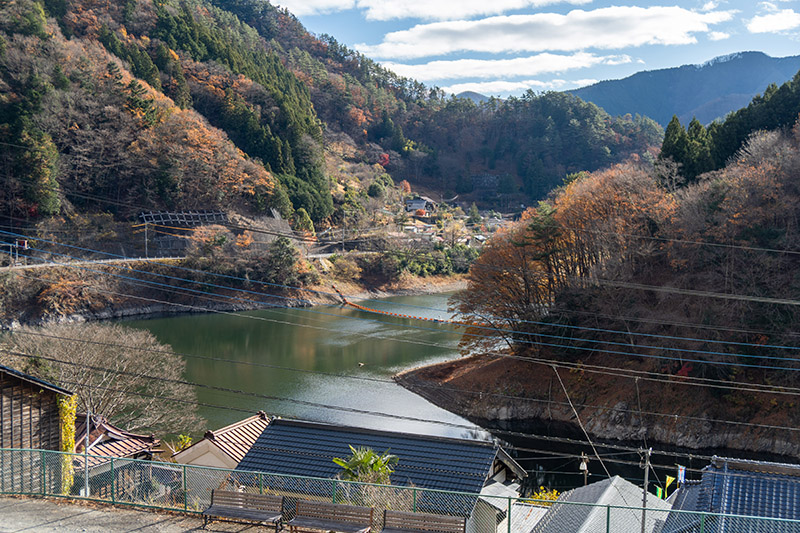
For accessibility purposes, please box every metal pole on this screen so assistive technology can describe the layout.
[144,222,149,258]
[606,505,611,533]
[507,497,512,533]
[259,471,263,494]
[641,447,651,533]
[332,480,337,504]
[183,464,188,511]
[40,449,45,496]
[111,458,115,504]
[84,410,90,498]
[412,488,417,512]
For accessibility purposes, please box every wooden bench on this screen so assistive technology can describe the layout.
[382,509,466,533]
[287,499,373,533]
[202,489,284,529]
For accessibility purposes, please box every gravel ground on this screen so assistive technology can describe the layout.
[0,496,271,532]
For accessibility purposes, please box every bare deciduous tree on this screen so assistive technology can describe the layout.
[0,323,203,434]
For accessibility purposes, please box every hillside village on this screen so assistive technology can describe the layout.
[3,0,800,532]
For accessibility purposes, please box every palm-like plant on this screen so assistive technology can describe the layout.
[333,445,399,485]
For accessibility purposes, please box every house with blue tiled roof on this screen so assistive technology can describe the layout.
[663,456,800,532]
[235,418,527,532]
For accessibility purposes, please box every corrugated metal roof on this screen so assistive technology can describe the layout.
[204,412,271,463]
[510,503,549,533]
[532,476,671,533]
[236,418,503,495]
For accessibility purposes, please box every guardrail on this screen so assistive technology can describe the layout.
[1,448,799,532]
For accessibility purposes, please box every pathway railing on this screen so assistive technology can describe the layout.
[1,448,799,532]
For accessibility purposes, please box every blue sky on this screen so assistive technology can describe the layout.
[274,0,800,98]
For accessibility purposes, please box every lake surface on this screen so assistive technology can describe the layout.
[125,293,489,441]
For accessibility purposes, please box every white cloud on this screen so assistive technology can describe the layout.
[356,0,591,21]
[275,0,354,16]
[381,53,631,82]
[708,31,731,40]
[748,9,800,32]
[701,1,719,11]
[276,0,591,20]
[442,78,597,95]
[356,6,736,60]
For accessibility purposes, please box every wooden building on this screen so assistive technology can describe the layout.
[0,364,72,451]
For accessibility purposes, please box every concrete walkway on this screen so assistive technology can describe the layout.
[0,496,269,532]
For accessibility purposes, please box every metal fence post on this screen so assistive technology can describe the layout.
[183,464,188,511]
[413,488,417,512]
[332,480,337,504]
[259,472,263,494]
[110,458,115,504]
[507,497,512,533]
[700,513,705,533]
[606,506,611,533]
[40,450,45,496]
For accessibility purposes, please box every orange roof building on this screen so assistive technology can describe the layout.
[173,411,270,469]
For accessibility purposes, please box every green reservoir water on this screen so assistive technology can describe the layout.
[125,293,487,440]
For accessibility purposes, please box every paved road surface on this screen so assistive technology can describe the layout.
[0,496,268,532]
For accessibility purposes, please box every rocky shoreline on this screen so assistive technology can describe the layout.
[0,266,466,329]
[395,354,800,459]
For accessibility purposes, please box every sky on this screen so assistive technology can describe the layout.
[273,0,800,98]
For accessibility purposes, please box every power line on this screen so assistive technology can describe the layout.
[8,235,800,372]
[8,228,800,355]
[9,323,800,435]
[13,244,800,373]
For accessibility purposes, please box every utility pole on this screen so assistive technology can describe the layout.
[641,447,652,533]
[580,452,589,486]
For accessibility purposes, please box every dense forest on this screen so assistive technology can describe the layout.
[660,70,800,182]
[454,106,800,431]
[0,0,662,232]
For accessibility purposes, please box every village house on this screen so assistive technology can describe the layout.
[172,411,270,469]
[235,418,527,533]
[663,456,800,532]
[405,196,438,216]
[71,413,162,500]
[0,364,71,451]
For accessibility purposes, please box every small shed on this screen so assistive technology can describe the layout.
[173,411,271,469]
[532,476,672,533]
[0,364,72,451]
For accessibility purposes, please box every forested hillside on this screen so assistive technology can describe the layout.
[452,111,800,445]
[0,0,661,232]
[660,69,800,181]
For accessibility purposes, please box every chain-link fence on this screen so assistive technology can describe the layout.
[2,448,800,532]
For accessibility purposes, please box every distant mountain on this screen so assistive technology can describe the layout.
[569,51,800,126]
[456,91,490,104]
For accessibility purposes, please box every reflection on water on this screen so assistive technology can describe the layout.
[126,293,488,440]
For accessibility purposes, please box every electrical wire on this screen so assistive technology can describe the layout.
[8,228,800,357]
[9,237,800,372]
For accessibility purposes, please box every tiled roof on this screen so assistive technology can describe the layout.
[0,364,72,396]
[202,411,271,463]
[532,476,672,533]
[663,456,800,533]
[236,418,507,495]
[73,414,159,469]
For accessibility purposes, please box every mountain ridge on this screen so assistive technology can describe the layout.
[570,51,800,126]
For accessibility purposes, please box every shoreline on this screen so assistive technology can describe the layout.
[395,354,800,460]
[0,268,466,329]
